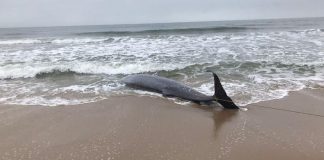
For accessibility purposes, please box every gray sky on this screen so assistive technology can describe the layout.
[0,0,324,27]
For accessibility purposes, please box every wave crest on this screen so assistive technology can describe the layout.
[35,69,78,78]
[0,39,42,45]
[0,62,188,79]
[76,26,253,36]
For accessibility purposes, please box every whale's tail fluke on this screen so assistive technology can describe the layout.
[207,71,240,109]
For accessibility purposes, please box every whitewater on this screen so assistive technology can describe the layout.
[1,17,324,106]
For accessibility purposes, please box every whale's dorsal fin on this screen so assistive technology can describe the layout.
[207,71,239,109]
[209,72,228,98]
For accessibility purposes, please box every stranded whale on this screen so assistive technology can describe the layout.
[122,71,239,109]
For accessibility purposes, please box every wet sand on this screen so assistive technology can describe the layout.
[0,89,324,160]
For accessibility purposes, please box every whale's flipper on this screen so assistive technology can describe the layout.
[208,71,239,109]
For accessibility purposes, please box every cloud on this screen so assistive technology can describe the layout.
[0,0,323,27]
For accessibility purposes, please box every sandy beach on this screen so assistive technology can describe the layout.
[0,89,324,160]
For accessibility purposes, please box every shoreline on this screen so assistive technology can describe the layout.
[1,89,324,160]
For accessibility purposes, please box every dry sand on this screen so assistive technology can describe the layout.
[0,89,324,160]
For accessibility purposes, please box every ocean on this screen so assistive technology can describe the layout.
[1,17,324,106]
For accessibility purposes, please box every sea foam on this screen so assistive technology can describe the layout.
[1,27,324,106]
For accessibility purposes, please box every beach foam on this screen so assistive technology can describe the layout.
[1,26,324,106]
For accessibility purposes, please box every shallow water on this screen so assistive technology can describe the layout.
[1,17,324,106]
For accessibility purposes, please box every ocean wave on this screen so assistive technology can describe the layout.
[75,27,324,37]
[287,28,324,34]
[1,28,322,46]
[76,26,253,36]
[0,62,189,79]
[5,96,99,106]
[1,23,324,106]
[51,38,109,44]
[35,69,79,78]
[0,39,42,45]
[0,38,113,45]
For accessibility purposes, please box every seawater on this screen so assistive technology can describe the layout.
[1,17,324,106]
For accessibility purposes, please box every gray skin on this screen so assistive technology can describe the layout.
[122,72,239,109]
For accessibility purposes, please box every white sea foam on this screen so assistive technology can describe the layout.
[309,40,323,46]
[1,28,324,106]
[7,96,99,106]
[196,83,214,95]
[0,37,115,45]
[131,90,163,97]
[51,38,107,44]
[0,62,189,79]
[0,39,42,45]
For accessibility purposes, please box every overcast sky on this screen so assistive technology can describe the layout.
[0,0,324,27]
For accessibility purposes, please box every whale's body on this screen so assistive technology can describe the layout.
[122,72,239,109]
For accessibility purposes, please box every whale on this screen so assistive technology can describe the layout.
[122,71,239,109]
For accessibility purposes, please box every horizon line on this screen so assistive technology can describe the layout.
[0,16,323,29]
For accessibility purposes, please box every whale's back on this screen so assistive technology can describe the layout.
[122,74,212,101]
[122,73,239,109]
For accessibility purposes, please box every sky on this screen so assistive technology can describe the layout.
[0,0,324,28]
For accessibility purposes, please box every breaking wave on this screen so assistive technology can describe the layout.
[0,63,190,79]
[0,39,42,45]
[1,19,324,106]
[76,26,253,36]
